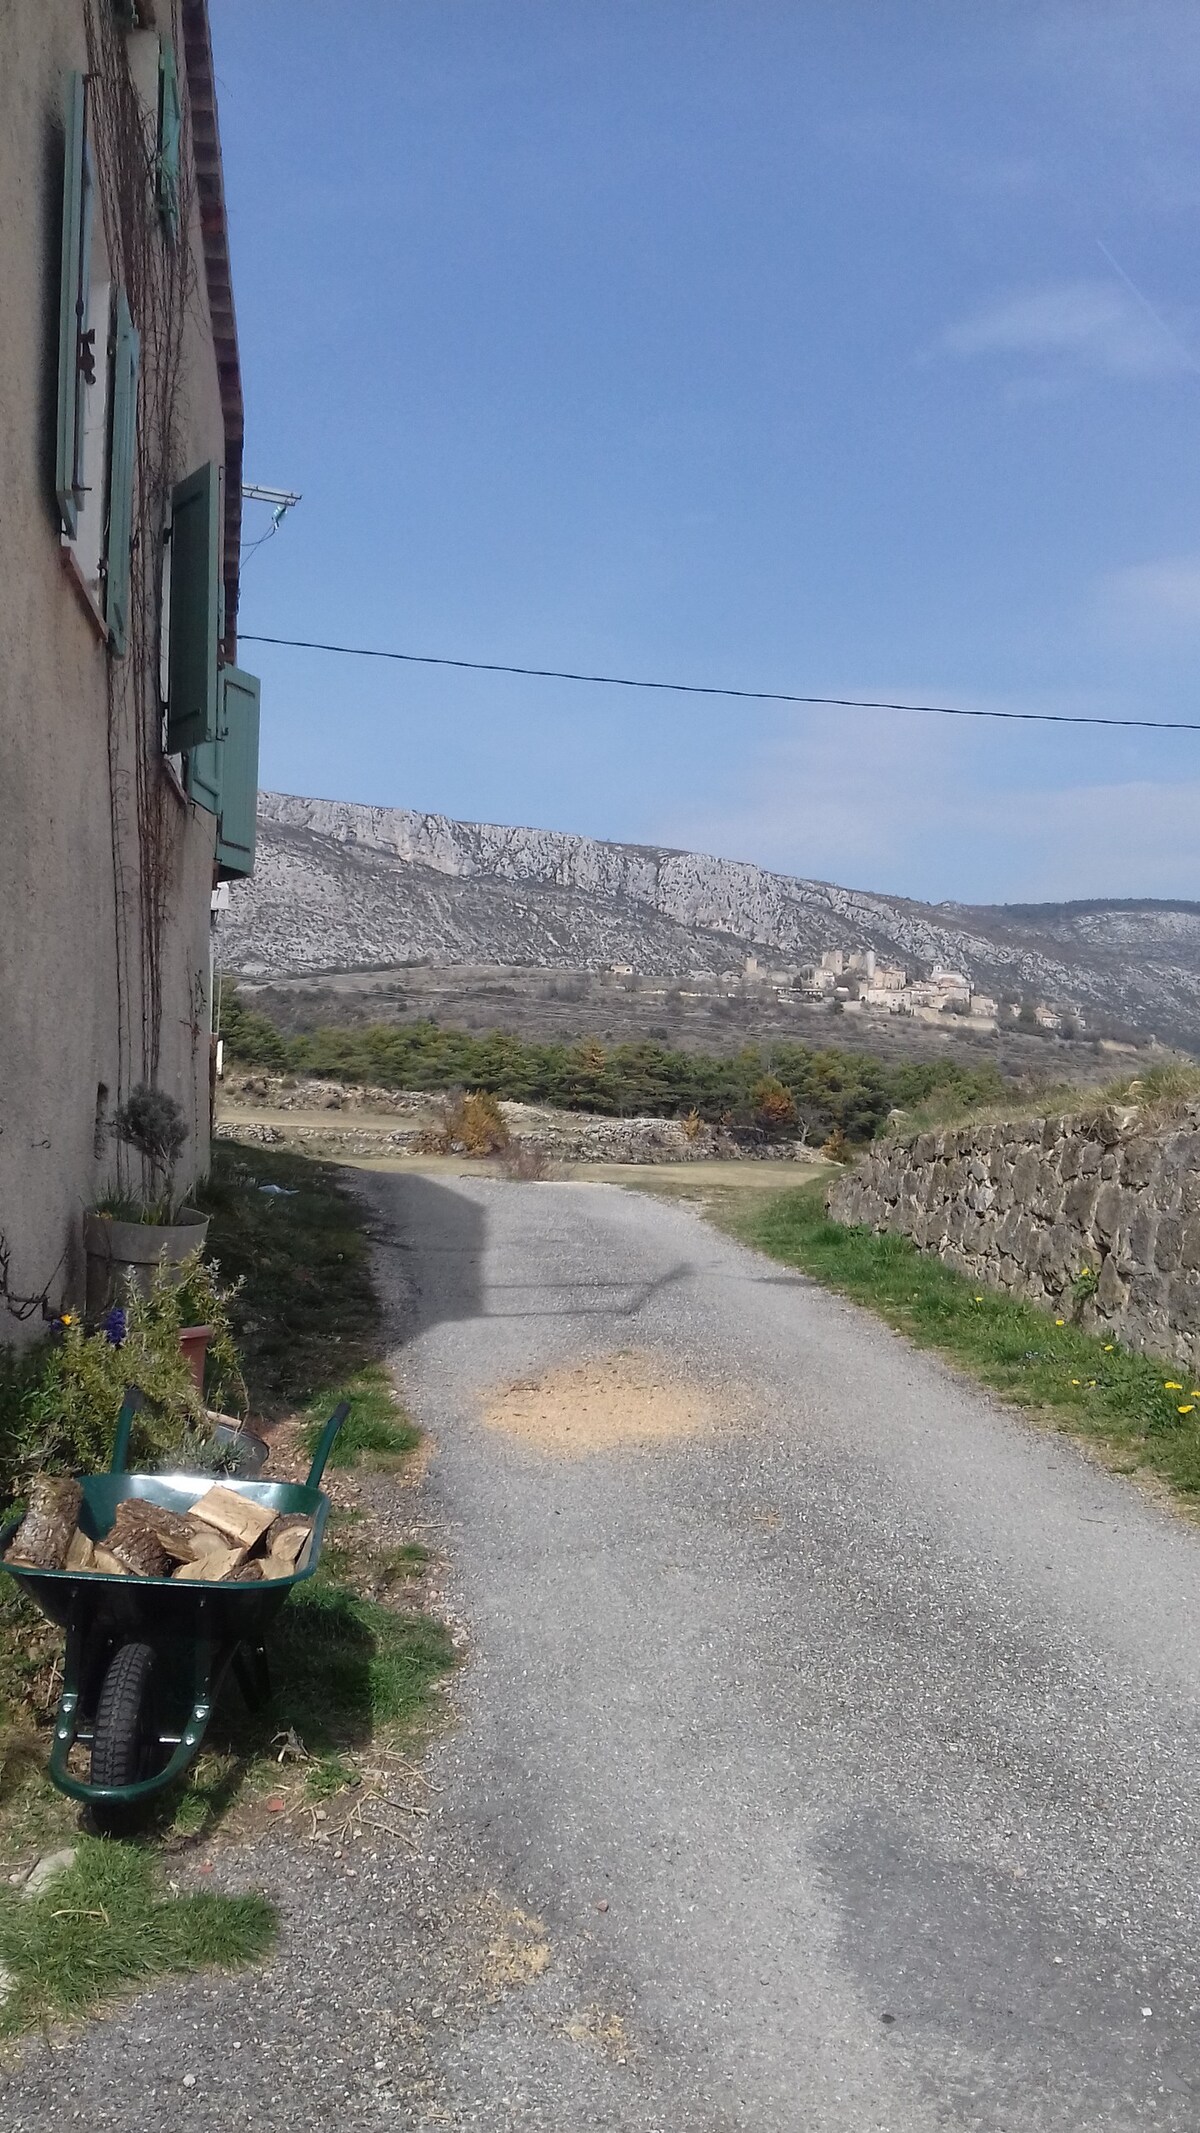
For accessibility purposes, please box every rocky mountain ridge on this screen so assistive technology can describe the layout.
[218,793,1200,1049]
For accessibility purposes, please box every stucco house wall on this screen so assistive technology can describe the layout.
[0,0,243,1331]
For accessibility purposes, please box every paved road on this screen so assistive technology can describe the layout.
[7,1174,1200,2129]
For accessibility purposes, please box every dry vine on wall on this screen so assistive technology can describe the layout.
[83,0,198,1107]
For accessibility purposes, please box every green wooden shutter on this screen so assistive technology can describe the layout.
[104,290,140,656]
[56,73,94,537]
[214,667,261,878]
[167,461,220,750]
[186,736,222,817]
[157,37,182,237]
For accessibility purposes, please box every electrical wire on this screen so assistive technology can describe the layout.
[238,521,281,566]
[236,633,1200,732]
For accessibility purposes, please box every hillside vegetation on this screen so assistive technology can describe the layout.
[220,986,1008,1144]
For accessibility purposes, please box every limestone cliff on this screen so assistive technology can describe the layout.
[217,793,1200,1048]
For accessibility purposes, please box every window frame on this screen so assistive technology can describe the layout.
[55,72,95,541]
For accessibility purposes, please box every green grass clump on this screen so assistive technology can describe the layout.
[301,1364,420,1470]
[734,1182,1200,1501]
[305,1753,357,1802]
[0,1839,275,2036]
[375,1542,431,1578]
[271,1579,455,1753]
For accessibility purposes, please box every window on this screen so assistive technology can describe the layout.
[186,667,262,880]
[55,72,140,654]
[169,462,261,876]
[166,462,221,750]
[55,73,95,544]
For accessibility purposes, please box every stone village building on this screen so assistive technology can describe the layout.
[0,1,259,1337]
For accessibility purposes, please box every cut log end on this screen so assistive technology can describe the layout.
[188,1484,276,1549]
[4,1477,84,1570]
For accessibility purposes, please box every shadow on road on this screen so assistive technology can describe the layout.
[369,1171,488,1342]
[367,1172,702,1336]
[481,1259,695,1321]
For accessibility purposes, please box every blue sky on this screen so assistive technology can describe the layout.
[211,1,1200,905]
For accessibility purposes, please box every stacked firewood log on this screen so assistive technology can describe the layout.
[4,1478,312,1583]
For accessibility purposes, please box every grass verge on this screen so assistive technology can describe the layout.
[301,1362,421,1470]
[732,1180,1200,1502]
[0,1839,274,2038]
[196,1142,383,1414]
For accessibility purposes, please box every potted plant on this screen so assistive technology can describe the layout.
[84,1084,210,1317]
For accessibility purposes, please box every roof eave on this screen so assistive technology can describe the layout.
[181,0,243,663]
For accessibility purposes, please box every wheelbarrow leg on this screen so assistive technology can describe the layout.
[48,1613,88,1780]
[232,1641,272,1711]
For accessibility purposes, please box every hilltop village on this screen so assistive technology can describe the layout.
[605,946,1085,1036]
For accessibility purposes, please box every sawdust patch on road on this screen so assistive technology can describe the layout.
[483,1349,727,1456]
[562,2005,632,2061]
[457,1889,551,1995]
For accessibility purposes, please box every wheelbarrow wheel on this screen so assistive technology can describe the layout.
[91,1640,160,1793]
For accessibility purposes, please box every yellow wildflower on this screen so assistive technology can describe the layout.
[1165,1381,1182,1391]
[1055,1318,1065,1326]
[1178,1405,1195,1416]
[1103,1344,1114,1352]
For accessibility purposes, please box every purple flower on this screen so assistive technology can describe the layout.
[103,1305,127,1347]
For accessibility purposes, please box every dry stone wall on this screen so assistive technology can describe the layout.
[828,1103,1200,1368]
[217,1076,810,1167]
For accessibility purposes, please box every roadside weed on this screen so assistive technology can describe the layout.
[305,1753,357,1802]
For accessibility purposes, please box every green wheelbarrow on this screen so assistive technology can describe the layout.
[0,1394,349,1821]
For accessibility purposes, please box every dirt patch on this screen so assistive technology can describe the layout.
[562,2005,632,2061]
[472,1891,552,1993]
[483,1350,728,1457]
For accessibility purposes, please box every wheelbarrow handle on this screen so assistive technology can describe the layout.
[109,1387,146,1474]
[305,1401,352,1491]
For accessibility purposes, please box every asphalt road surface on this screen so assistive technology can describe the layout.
[7,1173,1200,2131]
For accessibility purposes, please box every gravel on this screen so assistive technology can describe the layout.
[5,1172,1200,2129]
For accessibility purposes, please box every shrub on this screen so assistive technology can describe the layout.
[751,1077,798,1138]
[495,1139,554,1181]
[0,1252,244,1496]
[216,982,290,1071]
[110,1085,189,1218]
[422,1090,510,1157]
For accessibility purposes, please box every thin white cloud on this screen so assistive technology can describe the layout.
[977,778,1200,900]
[1104,554,1200,630]
[658,718,1198,903]
[936,279,1194,379]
